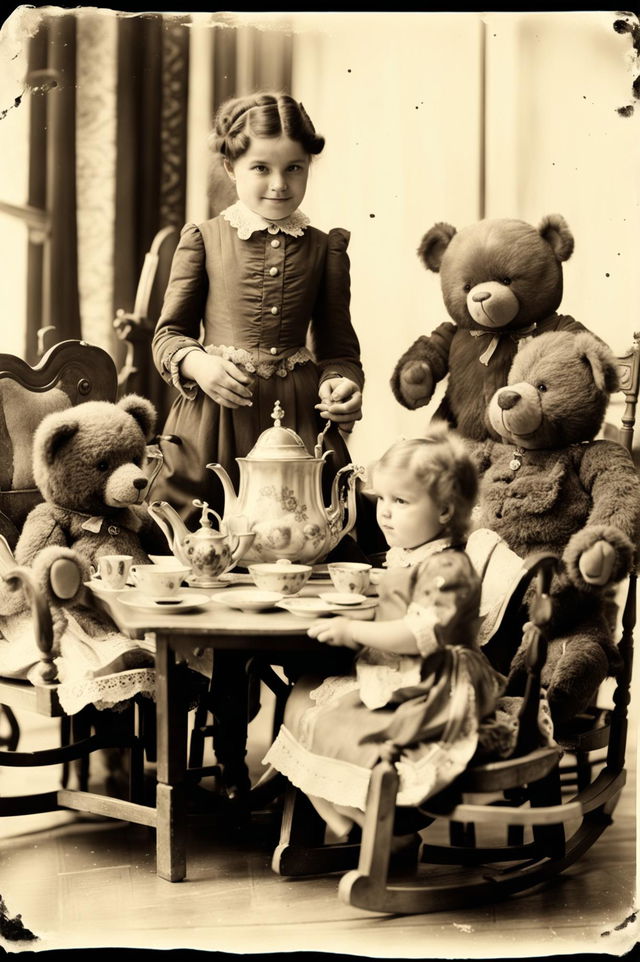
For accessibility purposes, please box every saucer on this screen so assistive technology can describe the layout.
[118,588,212,613]
[210,588,284,613]
[278,596,377,619]
[186,574,230,589]
[84,578,131,596]
[320,591,367,606]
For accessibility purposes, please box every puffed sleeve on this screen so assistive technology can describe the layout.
[151,224,209,396]
[308,228,365,391]
[403,551,482,657]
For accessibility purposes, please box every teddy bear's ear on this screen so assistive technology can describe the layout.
[573,332,620,394]
[118,394,157,440]
[41,420,79,465]
[417,222,457,272]
[537,214,575,262]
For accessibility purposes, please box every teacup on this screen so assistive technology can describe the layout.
[327,562,372,595]
[91,554,133,590]
[130,563,190,600]
[248,559,312,595]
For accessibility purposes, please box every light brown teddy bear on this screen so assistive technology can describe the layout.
[0,395,158,695]
[472,330,640,723]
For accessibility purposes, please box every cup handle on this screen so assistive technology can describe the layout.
[129,566,138,584]
[90,564,98,580]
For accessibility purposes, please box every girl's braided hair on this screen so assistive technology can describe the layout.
[211,91,325,161]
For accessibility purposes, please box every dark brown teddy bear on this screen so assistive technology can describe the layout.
[391,215,591,442]
[471,330,640,723]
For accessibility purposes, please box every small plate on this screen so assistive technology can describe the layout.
[84,578,131,596]
[278,597,377,619]
[320,591,367,606]
[186,575,230,589]
[210,589,284,612]
[118,588,211,613]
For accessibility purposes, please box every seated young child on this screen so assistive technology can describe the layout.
[262,425,505,840]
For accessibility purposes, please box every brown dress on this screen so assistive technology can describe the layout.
[150,204,365,533]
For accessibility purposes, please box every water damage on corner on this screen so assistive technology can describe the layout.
[613,11,640,116]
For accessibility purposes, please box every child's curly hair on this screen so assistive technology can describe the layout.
[374,425,478,545]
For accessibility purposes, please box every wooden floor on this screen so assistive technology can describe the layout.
[1,683,637,958]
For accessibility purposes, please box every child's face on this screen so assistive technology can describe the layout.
[225,135,310,222]
[373,466,450,550]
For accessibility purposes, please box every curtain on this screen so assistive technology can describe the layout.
[25,11,81,364]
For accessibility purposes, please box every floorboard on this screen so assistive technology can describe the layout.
[1,683,637,957]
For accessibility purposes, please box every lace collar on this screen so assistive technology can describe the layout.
[221,200,310,240]
[385,537,452,570]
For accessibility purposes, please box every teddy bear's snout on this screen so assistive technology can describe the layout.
[466,281,519,330]
[497,390,521,411]
[104,463,150,507]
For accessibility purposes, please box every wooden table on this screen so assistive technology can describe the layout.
[95,585,345,882]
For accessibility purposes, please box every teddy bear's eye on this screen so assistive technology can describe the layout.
[501,276,512,285]
[96,459,109,472]
[463,283,471,293]
[536,382,547,392]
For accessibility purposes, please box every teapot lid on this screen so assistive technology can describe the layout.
[247,401,313,461]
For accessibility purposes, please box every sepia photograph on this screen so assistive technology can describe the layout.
[0,6,638,958]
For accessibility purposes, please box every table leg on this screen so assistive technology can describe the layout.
[155,632,188,881]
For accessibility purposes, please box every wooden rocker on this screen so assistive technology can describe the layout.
[271,547,632,915]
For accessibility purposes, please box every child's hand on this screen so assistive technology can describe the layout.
[316,377,362,433]
[307,616,360,648]
[182,352,254,409]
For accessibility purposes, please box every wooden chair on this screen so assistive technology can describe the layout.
[113,225,179,400]
[0,340,156,822]
[270,336,639,915]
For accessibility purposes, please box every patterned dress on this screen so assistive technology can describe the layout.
[263,539,505,810]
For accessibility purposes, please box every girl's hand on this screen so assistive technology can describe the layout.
[316,377,362,433]
[181,352,254,408]
[307,616,360,649]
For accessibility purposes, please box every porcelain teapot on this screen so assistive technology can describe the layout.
[147,498,256,587]
[207,401,365,565]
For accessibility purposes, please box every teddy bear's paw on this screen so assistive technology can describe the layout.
[49,557,83,601]
[544,640,610,725]
[399,361,434,408]
[578,539,616,586]
[30,546,85,604]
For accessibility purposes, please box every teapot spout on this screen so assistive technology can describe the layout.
[206,462,239,518]
[326,463,366,547]
[147,500,191,567]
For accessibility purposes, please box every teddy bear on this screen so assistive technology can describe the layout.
[390,214,593,442]
[470,329,640,724]
[0,394,159,689]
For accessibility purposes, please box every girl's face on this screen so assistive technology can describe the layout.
[373,466,451,550]
[225,135,310,222]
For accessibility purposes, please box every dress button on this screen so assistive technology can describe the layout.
[270,239,281,248]
[270,306,279,315]
[270,347,277,355]
[269,266,279,277]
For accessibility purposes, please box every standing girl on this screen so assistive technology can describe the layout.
[262,426,505,839]
[150,91,365,533]
[149,92,372,801]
